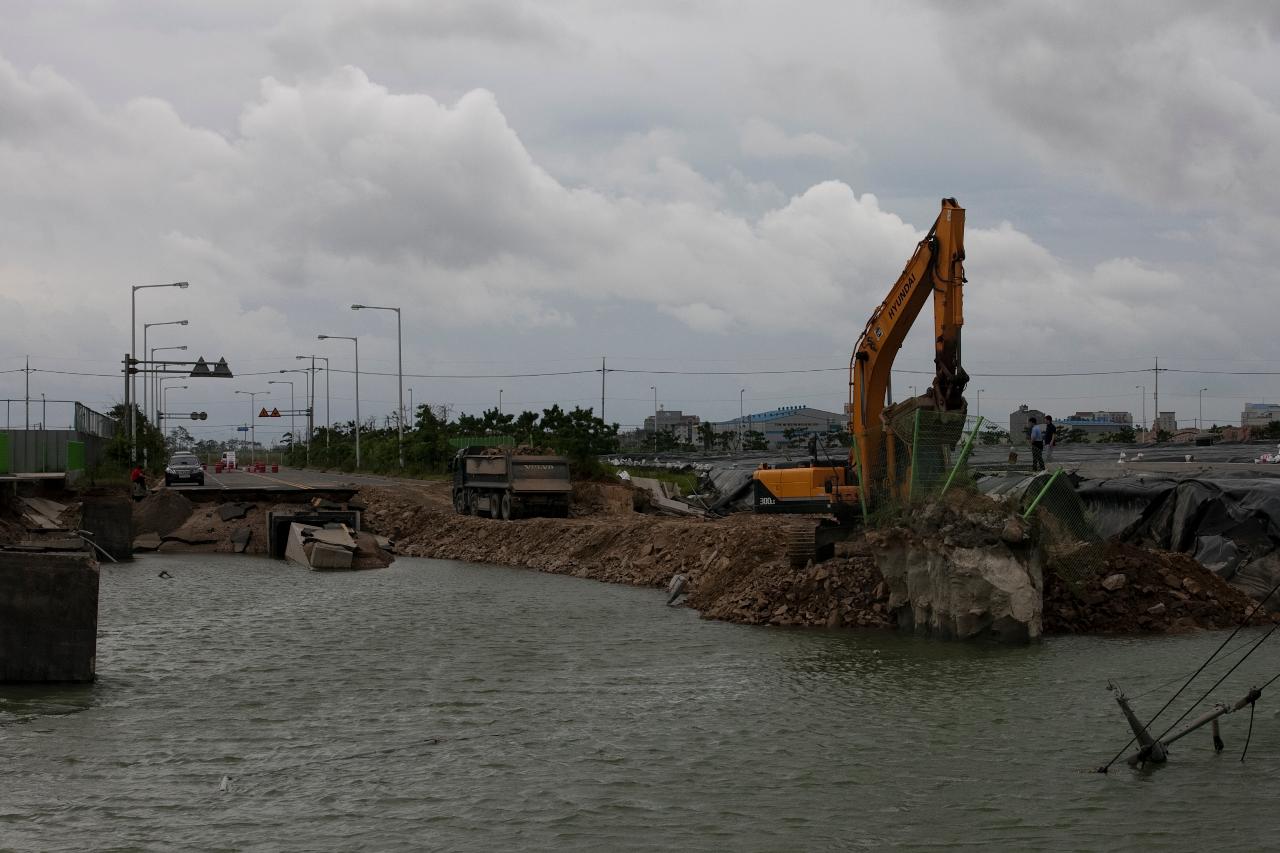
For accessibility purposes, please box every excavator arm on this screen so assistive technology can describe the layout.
[750,197,968,519]
[847,197,968,505]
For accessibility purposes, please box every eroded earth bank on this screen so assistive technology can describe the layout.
[356,480,1271,643]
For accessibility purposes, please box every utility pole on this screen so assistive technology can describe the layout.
[1154,356,1159,437]
[651,385,658,454]
[601,356,606,421]
[25,355,29,431]
[739,388,745,452]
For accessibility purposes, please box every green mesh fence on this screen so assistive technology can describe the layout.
[856,408,982,521]
[1022,469,1106,587]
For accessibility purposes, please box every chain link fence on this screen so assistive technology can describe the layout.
[1021,469,1107,587]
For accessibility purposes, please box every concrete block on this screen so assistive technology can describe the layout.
[0,551,99,682]
[308,542,354,570]
[81,494,133,562]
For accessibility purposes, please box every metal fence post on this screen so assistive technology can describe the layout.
[852,436,870,525]
[941,416,984,496]
[1022,468,1064,520]
[909,408,921,501]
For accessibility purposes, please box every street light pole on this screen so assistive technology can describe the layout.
[318,335,359,468]
[408,387,414,429]
[739,388,746,452]
[144,320,190,424]
[130,282,188,463]
[269,380,295,453]
[651,384,658,454]
[1135,385,1146,437]
[499,388,503,414]
[1199,387,1209,431]
[234,390,269,466]
[351,304,403,468]
[161,382,188,439]
[976,388,985,420]
[151,343,188,425]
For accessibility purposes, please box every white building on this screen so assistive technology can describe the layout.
[711,405,844,449]
[1242,402,1280,429]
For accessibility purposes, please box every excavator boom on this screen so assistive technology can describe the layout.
[751,197,968,517]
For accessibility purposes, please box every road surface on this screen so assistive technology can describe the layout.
[164,466,440,492]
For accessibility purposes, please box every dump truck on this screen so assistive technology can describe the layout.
[450,447,572,520]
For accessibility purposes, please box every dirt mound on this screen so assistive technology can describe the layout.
[133,489,194,536]
[570,482,636,517]
[1044,541,1272,633]
[690,554,890,628]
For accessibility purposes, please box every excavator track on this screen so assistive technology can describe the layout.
[784,521,817,569]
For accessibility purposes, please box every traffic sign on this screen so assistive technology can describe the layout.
[270,407,281,418]
[236,426,250,432]
[259,407,270,418]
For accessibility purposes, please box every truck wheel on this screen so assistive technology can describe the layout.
[453,490,465,514]
[500,492,513,521]
[464,490,476,516]
[489,492,502,519]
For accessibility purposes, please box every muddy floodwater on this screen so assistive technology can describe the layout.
[4,555,1280,851]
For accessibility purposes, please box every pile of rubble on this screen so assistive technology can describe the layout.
[1044,541,1272,633]
[689,554,891,628]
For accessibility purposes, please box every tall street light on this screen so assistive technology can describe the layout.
[976,388,985,420]
[152,344,188,425]
[234,390,269,466]
[1135,385,1146,436]
[280,368,311,462]
[318,335,359,469]
[130,281,188,463]
[143,320,187,422]
[1199,387,1209,431]
[739,388,746,452]
[297,355,331,448]
[408,387,415,429]
[268,380,296,453]
[651,385,658,454]
[161,382,188,440]
[351,304,403,469]
[498,389,503,414]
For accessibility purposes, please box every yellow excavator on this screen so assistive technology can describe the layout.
[752,197,969,531]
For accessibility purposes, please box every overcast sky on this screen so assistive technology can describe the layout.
[2,1,1278,442]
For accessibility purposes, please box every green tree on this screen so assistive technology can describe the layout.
[104,403,167,471]
[979,425,1008,446]
[1065,427,1090,444]
[744,429,769,451]
[697,422,717,451]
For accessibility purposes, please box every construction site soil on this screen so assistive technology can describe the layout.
[356,481,1272,637]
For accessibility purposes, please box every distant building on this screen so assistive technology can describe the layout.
[643,409,701,444]
[712,404,844,449]
[1155,411,1177,434]
[1009,404,1045,445]
[1057,410,1134,437]
[1242,403,1280,429]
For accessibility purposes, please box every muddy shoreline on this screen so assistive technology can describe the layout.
[355,481,1271,639]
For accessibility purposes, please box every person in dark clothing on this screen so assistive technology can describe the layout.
[1044,416,1057,466]
[1028,417,1045,472]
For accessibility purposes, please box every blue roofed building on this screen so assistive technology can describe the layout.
[711,404,845,449]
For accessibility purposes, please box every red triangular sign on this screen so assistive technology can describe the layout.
[271,408,281,417]
[259,407,269,417]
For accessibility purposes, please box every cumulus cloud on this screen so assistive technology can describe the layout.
[740,117,857,162]
[937,2,1280,218]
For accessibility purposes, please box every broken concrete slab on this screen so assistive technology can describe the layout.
[161,533,217,546]
[230,528,252,554]
[307,542,354,570]
[217,502,255,522]
[133,532,162,553]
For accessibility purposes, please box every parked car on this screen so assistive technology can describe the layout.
[165,452,205,487]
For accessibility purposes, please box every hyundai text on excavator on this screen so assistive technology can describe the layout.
[751,198,970,554]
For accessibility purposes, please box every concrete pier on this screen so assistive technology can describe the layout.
[0,551,99,682]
